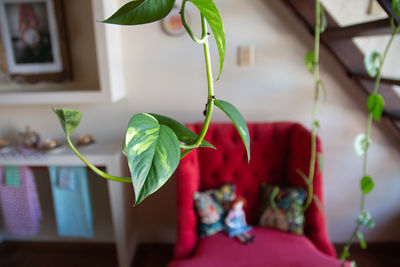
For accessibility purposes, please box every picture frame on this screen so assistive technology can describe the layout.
[0,0,71,83]
[161,5,187,36]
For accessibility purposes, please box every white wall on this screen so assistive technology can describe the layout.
[0,0,399,244]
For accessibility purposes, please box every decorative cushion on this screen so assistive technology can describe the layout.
[193,183,236,237]
[258,183,306,235]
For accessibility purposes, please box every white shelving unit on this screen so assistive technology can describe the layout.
[0,142,136,267]
[0,0,126,105]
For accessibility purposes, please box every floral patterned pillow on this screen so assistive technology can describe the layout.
[258,183,306,235]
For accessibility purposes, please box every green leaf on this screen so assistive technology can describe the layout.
[320,4,327,33]
[305,51,315,73]
[393,0,400,17]
[214,99,250,162]
[361,176,374,195]
[356,231,367,249]
[367,94,385,121]
[52,107,82,136]
[313,120,320,129]
[357,211,375,228]
[149,113,215,149]
[190,0,225,80]
[102,0,175,25]
[317,152,324,172]
[340,249,350,261]
[125,113,180,205]
[354,134,371,156]
[364,51,381,78]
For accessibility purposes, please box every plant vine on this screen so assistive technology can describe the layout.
[340,1,400,265]
[53,0,250,206]
[301,0,327,213]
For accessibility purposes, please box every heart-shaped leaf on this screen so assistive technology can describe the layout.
[305,51,315,73]
[393,0,400,17]
[125,113,180,205]
[361,176,374,195]
[364,51,381,78]
[367,93,385,121]
[215,99,250,162]
[354,133,371,156]
[190,0,225,80]
[52,107,82,136]
[103,0,176,25]
[149,113,215,149]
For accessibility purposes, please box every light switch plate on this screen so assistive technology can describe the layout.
[237,45,254,67]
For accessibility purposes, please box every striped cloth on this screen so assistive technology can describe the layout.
[0,166,42,236]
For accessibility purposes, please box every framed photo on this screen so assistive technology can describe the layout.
[161,5,187,36]
[0,0,71,83]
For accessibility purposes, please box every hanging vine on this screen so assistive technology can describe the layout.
[340,1,400,265]
[300,0,327,213]
[53,0,250,206]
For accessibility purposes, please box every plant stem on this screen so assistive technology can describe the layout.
[180,0,208,44]
[181,15,215,149]
[303,0,321,212]
[66,135,132,183]
[341,23,400,266]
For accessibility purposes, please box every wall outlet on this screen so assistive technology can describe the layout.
[237,45,254,67]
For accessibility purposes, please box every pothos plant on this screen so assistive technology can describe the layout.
[52,0,251,205]
[340,1,400,265]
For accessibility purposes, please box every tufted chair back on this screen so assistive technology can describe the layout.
[174,122,335,259]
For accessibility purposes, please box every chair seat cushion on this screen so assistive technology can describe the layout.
[169,227,348,267]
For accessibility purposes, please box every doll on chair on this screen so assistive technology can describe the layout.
[224,196,255,244]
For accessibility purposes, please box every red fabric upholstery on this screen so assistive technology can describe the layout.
[170,227,349,267]
[172,122,337,264]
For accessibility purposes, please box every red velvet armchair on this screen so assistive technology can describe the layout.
[169,122,347,267]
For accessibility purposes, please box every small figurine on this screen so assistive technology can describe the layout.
[224,196,255,244]
[19,126,40,148]
[76,135,94,146]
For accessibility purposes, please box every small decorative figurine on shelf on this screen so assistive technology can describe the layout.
[76,135,95,146]
[224,196,255,244]
[19,126,40,148]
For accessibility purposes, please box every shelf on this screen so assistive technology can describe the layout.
[0,0,125,105]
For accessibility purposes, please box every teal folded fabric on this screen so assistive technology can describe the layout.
[48,166,94,238]
[4,166,21,187]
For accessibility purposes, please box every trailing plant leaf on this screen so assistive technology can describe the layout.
[149,113,215,149]
[313,120,320,129]
[214,99,250,162]
[340,249,350,261]
[125,113,180,205]
[357,211,375,228]
[393,0,400,17]
[361,176,374,195]
[103,0,175,25]
[364,51,381,78]
[367,94,385,121]
[52,107,82,136]
[317,153,324,172]
[305,51,315,73]
[354,133,371,156]
[190,0,225,80]
[356,231,367,249]
[319,4,327,33]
